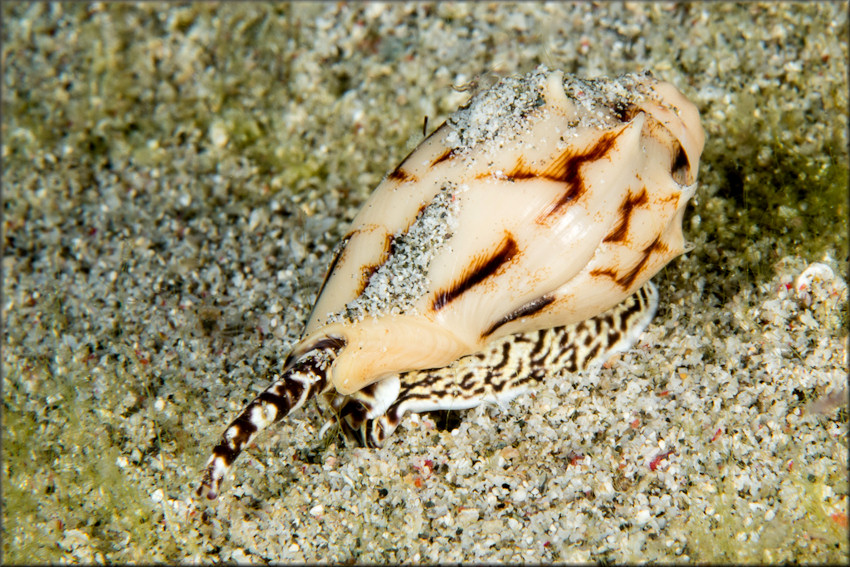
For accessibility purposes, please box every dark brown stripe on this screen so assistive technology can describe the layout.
[499,128,618,225]
[354,232,394,296]
[399,370,444,395]
[211,418,254,466]
[528,331,549,365]
[397,391,436,403]
[459,371,477,389]
[490,342,512,372]
[541,130,623,218]
[357,264,381,295]
[513,346,526,380]
[430,147,459,166]
[590,268,618,280]
[586,342,601,363]
[432,234,519,311]
[615,236,666,289]
[619,292,646,324]
[529,367,547,383]
[390,121,448,177]
[306,378,327,400]
[358,381,379,397]
[560,329,575,349]
[494,126,625,222]
[386,406,403,428]
[504,155,535,180]
[257,390,293,421]
[614,257,650,290]
[387,166,415,182]
[604,188,649,243]
[482,294,555,338]
[591,236,667,290]
[491,372,507,392]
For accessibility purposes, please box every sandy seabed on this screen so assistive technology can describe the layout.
[3,3,847,563]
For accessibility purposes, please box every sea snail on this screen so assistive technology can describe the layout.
[197,66,704,499]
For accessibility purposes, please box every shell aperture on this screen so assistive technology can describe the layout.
[196,67,704,499]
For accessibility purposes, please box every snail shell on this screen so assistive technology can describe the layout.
[300,67,703,395]
[196,67,704,499]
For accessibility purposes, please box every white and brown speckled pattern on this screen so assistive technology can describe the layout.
[330,282,659,448]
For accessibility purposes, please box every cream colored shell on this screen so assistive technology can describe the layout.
[295,67,704,395]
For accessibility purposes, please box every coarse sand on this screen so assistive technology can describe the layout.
[3,3,847,563]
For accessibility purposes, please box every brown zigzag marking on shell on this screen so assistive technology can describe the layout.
[615,235,668,289]
[542,131,622,216]
[590,235,668,290]
[589,267,618,283]
[527,128,626,221]
[604,187,649,243]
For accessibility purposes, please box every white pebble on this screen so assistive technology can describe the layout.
[513,487,528,502]
[209,121,229,148]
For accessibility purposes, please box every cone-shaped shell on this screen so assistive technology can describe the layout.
[297,67,704,395]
